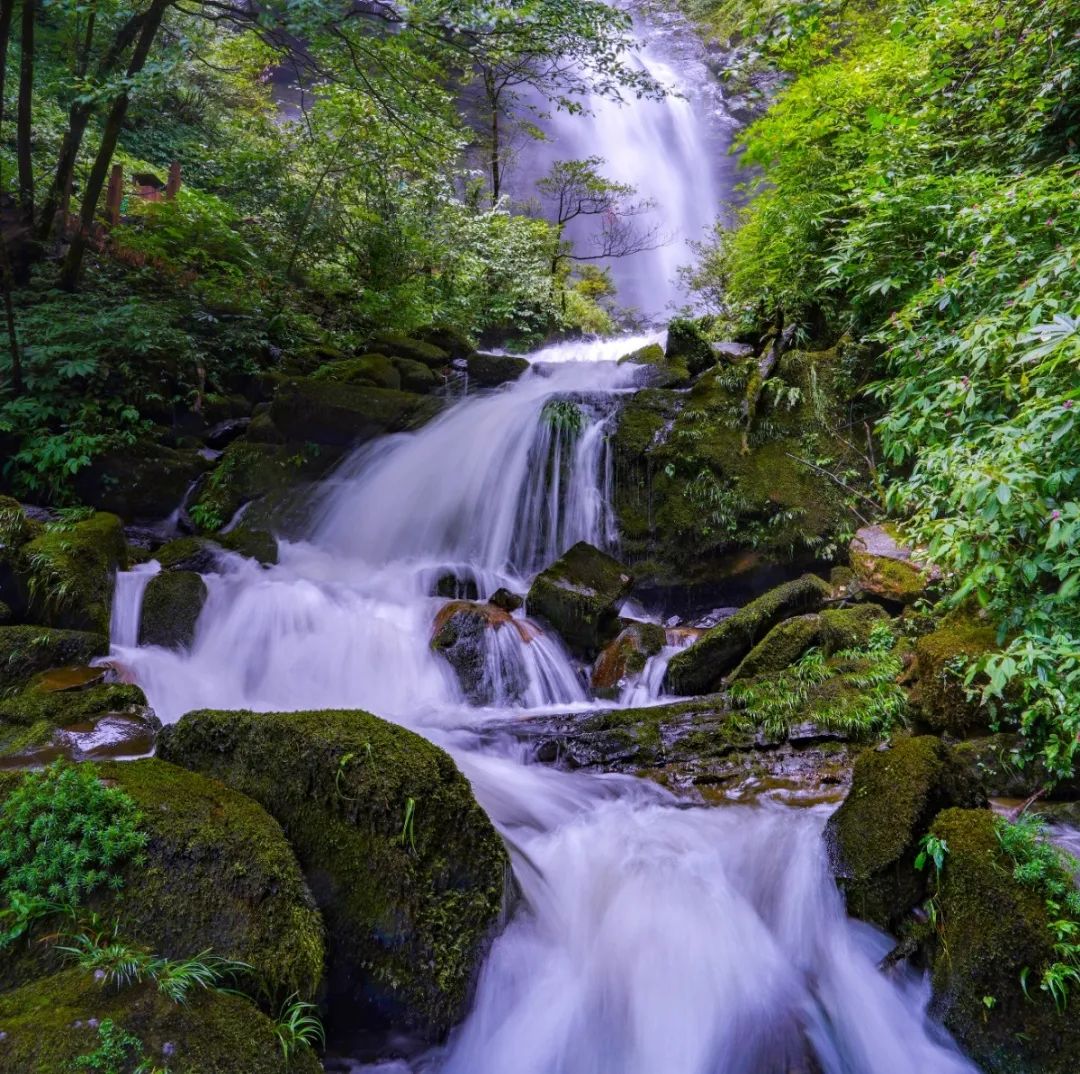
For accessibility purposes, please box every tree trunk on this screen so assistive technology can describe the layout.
[0,0,22,393]
[16,0,34,225]
[741,309,793,454]
[59,0,168,290]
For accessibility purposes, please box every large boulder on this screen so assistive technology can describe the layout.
[664,574,832,696]
[526,542,634,656]
[269,377,442,447]
[729,603,888,681]
[0,626,108,691]
[392,356,441,394]
[909,613,997,736]
[849,523,940,603]
[824,736,984,930]
[139,571,208,648]
[928,809,1080,1074]
[18,512,126,634]
[0,968,321,1074]
[158,708,508,1042]
[619,342,691,387]
[370,332,451,369]
[430,600,528,706]
[311,353,402,390]
[466,352,529,387]
[590,621,667,699]
[665,318,716,377]
[0,759,324,1003]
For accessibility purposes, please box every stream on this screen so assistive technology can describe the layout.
[107,8,980,1072]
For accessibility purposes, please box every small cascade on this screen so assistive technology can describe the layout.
[474,617,588,710]
[618,629,698,707]
[109,561,161,647]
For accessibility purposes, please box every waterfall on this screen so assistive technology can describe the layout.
[109,561,161,648]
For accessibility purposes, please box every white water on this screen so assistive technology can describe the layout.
[109,560,161,648]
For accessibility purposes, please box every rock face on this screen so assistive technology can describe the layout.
[619,342,690,387]
[849,523,939,603]
[526,542,634,656]
[824,736,985,930]
[158,708,509,1042]
[729,603,887,681]
[466,352,530,387]
[928,809,1080,1074]
[665,318,716,378]
[0,626,108,691]
[664,574,832,696]
[0,968,321,1074]
[311,352,402,389]
[430,600,528,705]
[909,614,997,736]
[139,571,208,648]
[590,621,666,699]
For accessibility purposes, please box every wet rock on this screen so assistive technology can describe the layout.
[849,523,940,603]
[489,587,524,612]
[729,603,888,681]
[311,352,402,390]
[951,733,1080,801]
[392,356,441,393]
[909,613,997,736]
[72,443,210,521]
[665,317,716,377]
[371,332,450,369]
[711,341,755,361]
[218,525,279,565]
[590,621,666,699]
[158,708,509,1042]
[153,535,220,573]
[466,352,530,387]
[619,342,690,387]
[927,808,1080,1074]
[431,600,529,705]
[17,512,126,634]
[205,416,251,450]
[664,574,832,696]
[139,571,208,648]
[434,572,480,601]
[526,542,634,656]
[0,626,108,691]
[824,735,985,931]
[270,377,443,447]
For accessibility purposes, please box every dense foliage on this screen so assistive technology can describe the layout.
[686,0,1080,778]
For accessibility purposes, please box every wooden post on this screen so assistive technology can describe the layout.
[105,163,122,225]
[166,160,181,199]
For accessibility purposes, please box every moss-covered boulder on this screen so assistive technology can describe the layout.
[824,736,984,930]
[665,318,716,377]
[0,968,320,1074]
[0,682,152,761]
[370,332,450,369]
[927,808,1080,1074]
[526,542,634,656]
[849,523,940,604]
[270,377,443,447]
[152,536,219,574]
[0,498,39,618]
[619,342,690,387]
[729,603,888,681]
[158,708,508,1041]
[0,626,108,691]
[909,614,997,736]
[392,356,441,393]
[430,600,526,705]
[311,353,402,390]
[590,621,667,699]
[466,352,530,387]
[18,513,126,634]
[413,323,475,360]
[139,571,208,648]
[72,443,211,521]
[664,574,832,695]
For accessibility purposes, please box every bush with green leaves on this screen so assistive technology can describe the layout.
[0,761,147,945]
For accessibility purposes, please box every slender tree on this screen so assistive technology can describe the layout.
[16,0,34,225]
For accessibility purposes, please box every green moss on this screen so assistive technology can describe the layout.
[824,736,984,930]
[19,514,127,634]
[370,332,450,368]
[139,572,208,648]
[158,708,508,1041]
[928,809,1080,1074]
[526,542,634,656]
[665,318,715,377]
[849,523,935,603]
[731,603,888,680]
[0,968,321,1074]
[392,356,440,393]
[911,614,997,736]
[619,342,690,387]
[665,574,832,695]
[465,352,530,387]
[0,626,108,692]
[311,353,402,390]
[152,537,218,573]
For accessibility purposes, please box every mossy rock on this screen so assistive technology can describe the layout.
[430,601,525,706]
[0,499,39,618]
[849,523,939,604]
[664,574,832,695]
[928,808,1080,1074]
[18,513,126,634]
[824,736,984,930]
[0,759,324,1002]
[157,708,509,1042]
[139,571,208,648]
[370,332,450,369]
[619,342,690,387]
[0,626,108,691]
[910,614,997,736]
[413,323,475,360]
[311,353,402,390]
[0,682,152,761]
[392,356,441,394]
[466,352,530,387]
[526,542,634,657]
[729,603,888,681]
[665,318,716,377]
[0,968,321,1074]
[152,537,219,574]
[72,443,211,521]
[590,621,667,699]
[218,525,279,565]
[270,377,443,447]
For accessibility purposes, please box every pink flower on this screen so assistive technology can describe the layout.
[1051,510,1062,521]
[1065,400,1075,410]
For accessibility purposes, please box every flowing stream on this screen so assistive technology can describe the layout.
[109,9,979,1070]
